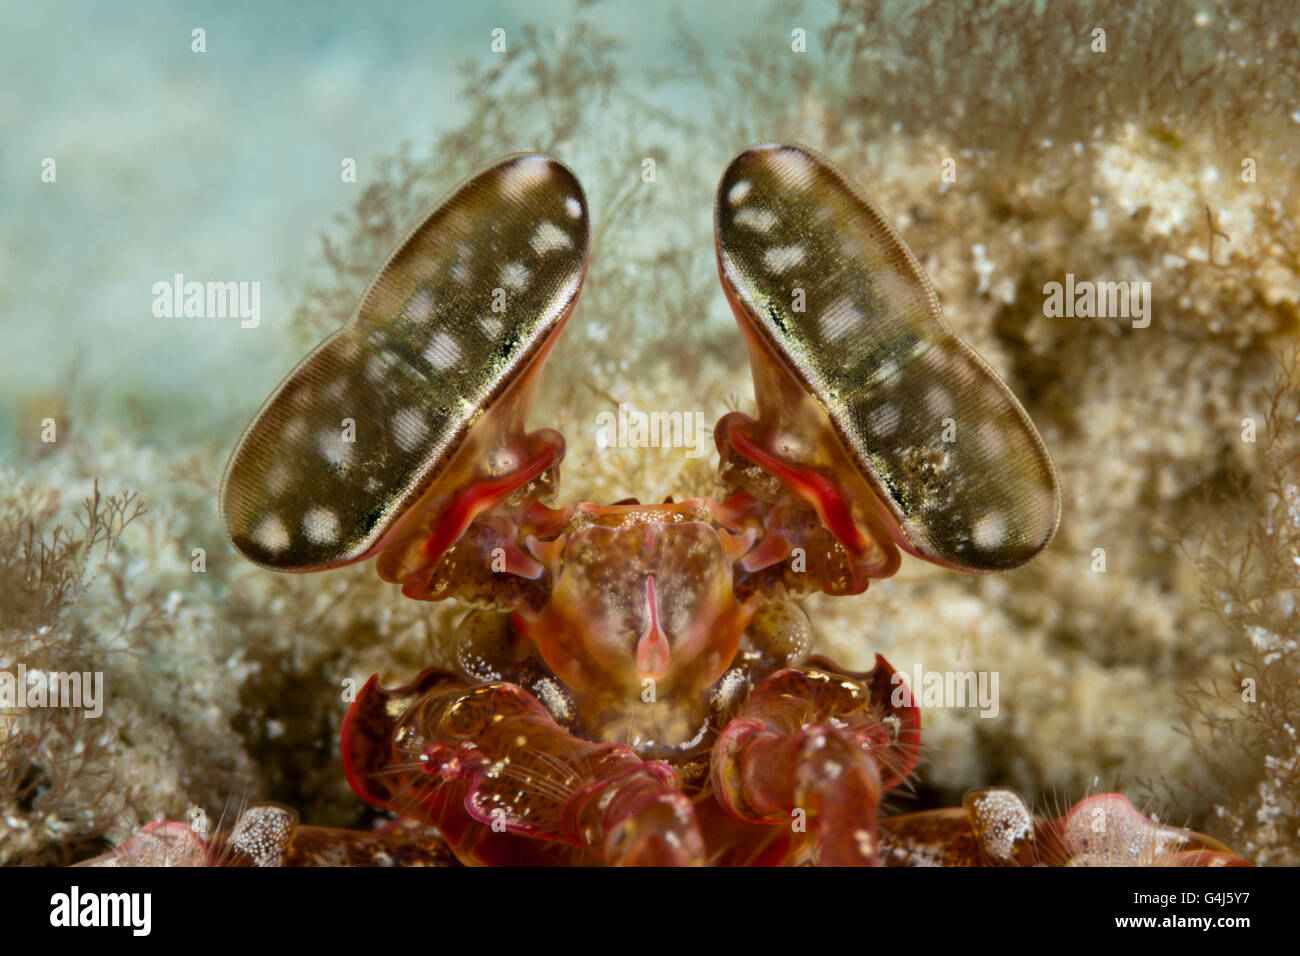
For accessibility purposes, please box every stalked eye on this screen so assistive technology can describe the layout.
[715,143,1059,572]
[222,154,589,571]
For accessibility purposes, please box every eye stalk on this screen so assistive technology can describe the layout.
[714,142,1060,573]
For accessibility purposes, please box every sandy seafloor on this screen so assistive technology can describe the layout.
[2,0,1299,865]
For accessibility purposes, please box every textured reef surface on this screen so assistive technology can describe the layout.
[2,0,1298,864]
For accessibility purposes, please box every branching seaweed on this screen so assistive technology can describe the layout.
[0,477,147,864]
[1173,345,1300,864]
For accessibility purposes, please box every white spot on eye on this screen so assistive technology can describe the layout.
[867,403,901,437]
[282,416,306,442]
[450,244,472,283]
[773,149,816,186]
[365,475,382,493]
[479,316,503,339]
[500,262,530,290]
[403,288,434,321]
[734,207,777,232]
[900,339,931,368]
[728,180,751,204]
[319,428,352,466]
[978,419,1009,457]
[335,337,363,365]
[365,354,389,382]
[251,516,290,554]
[423,331,461,371]
[500,156,551,195]
[924,386,953,417]
[763,244,805,274]
[321,377,348,402]
[530,221,572,255]
[871,359,900,384]
[565,196,583,219]
[265,462,291,496]
[302,506,340,546]
[819,296,865,342]
[973,513,1006,550]
[391,407,429,452]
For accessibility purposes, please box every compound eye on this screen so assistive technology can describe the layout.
[221,154,589,571]
[715,143,1059,572]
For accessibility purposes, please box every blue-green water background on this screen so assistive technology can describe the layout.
[1,0,805,452]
